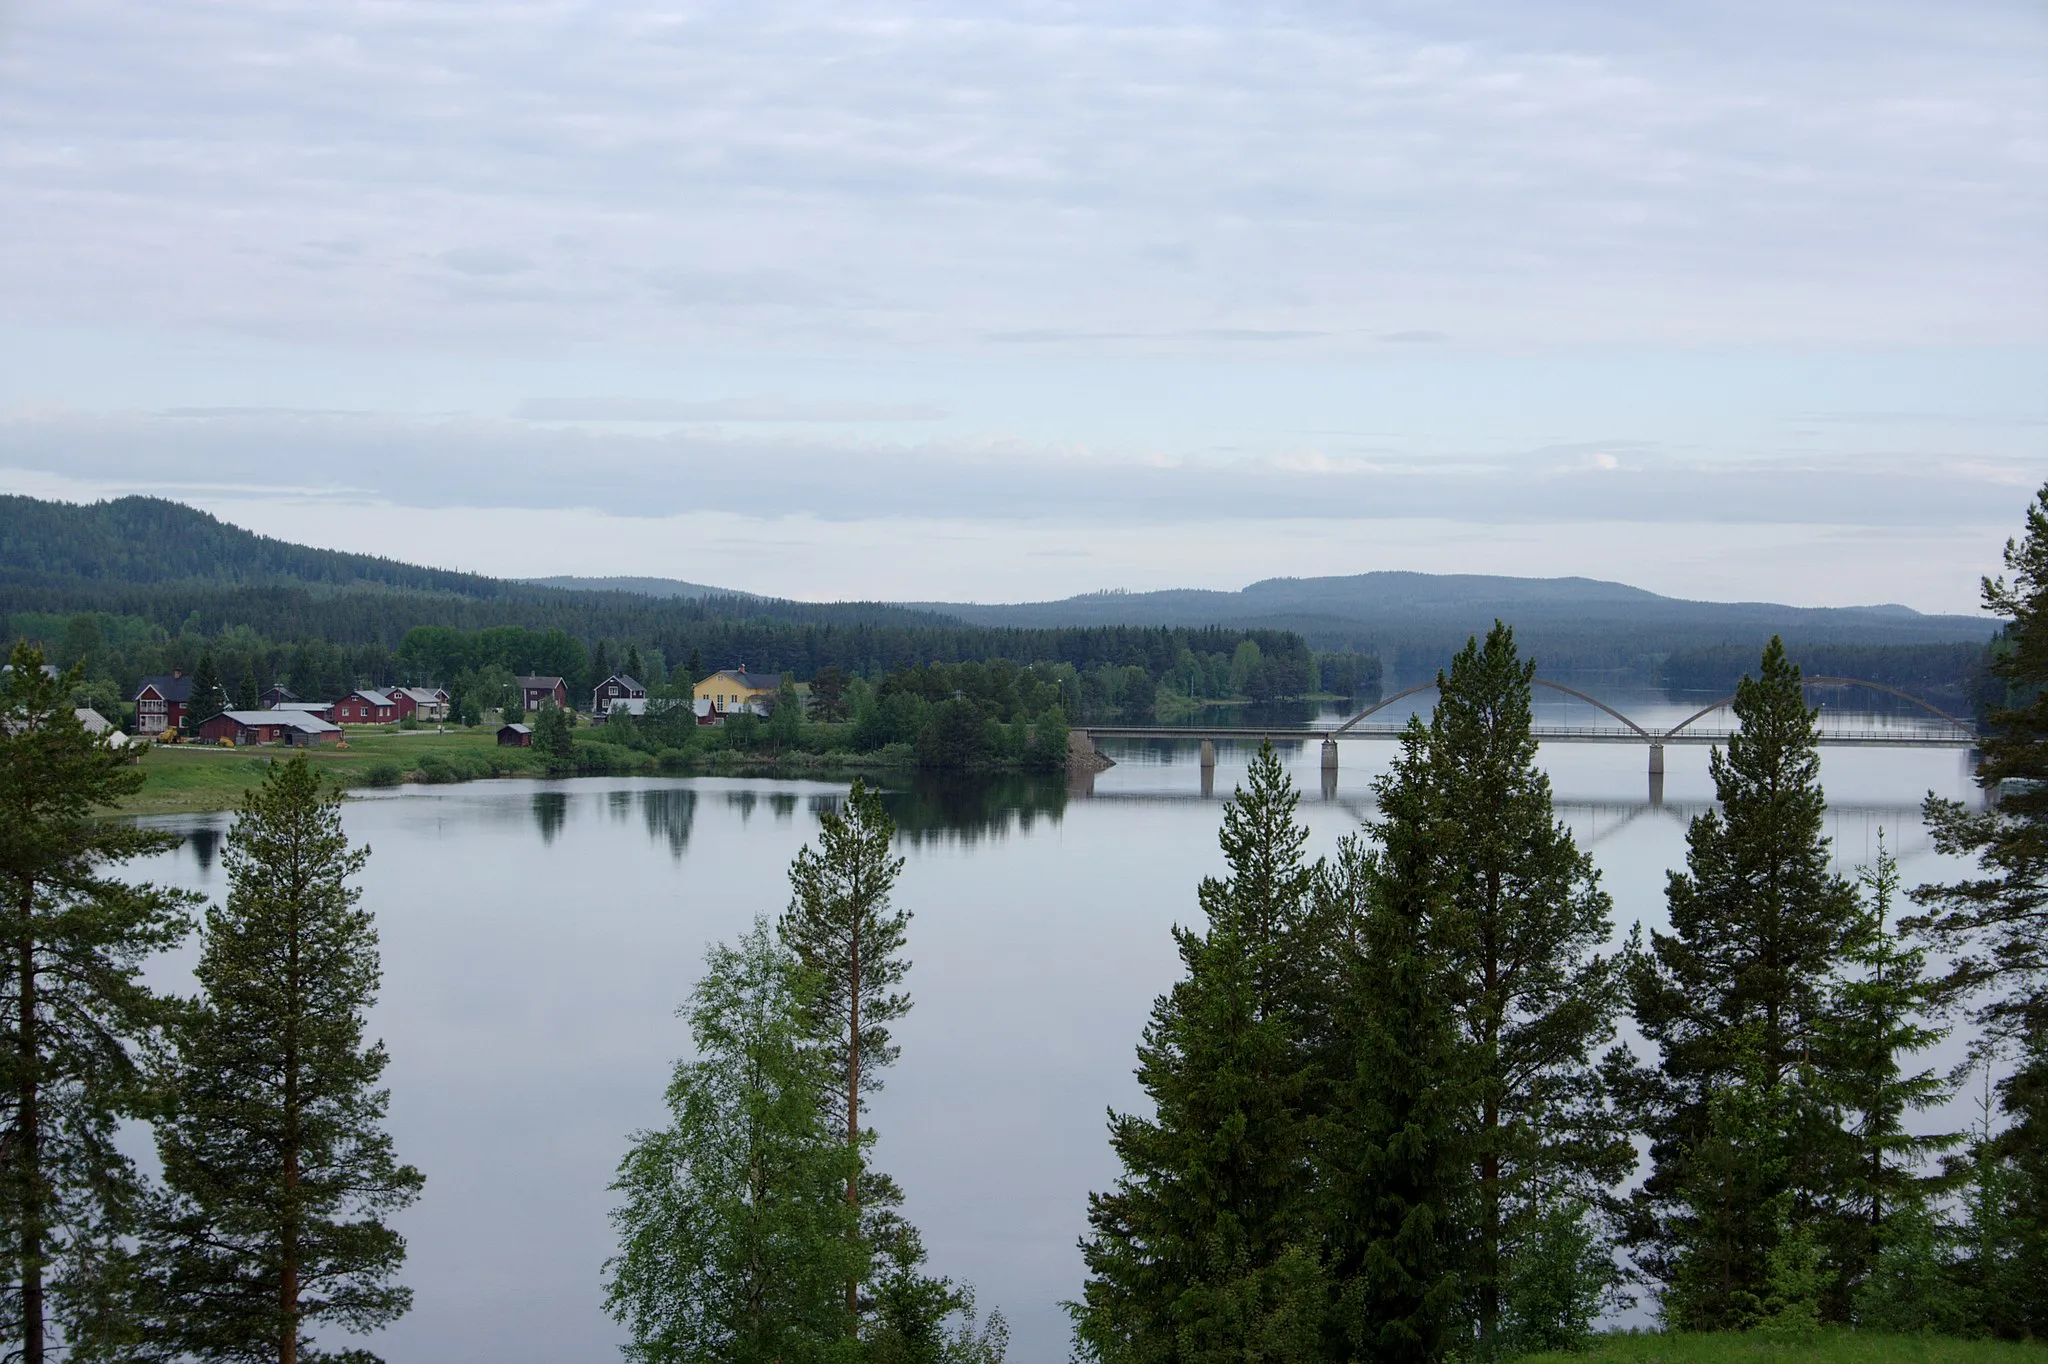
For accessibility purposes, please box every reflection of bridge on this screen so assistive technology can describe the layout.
[1079,675,1978,780]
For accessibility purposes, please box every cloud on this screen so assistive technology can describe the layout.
[1,406,2033,532]
[435,247,535,277]
[515,397,949,422]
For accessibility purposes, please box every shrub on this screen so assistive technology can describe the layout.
[363,762,404,788]
[415,755,456,784]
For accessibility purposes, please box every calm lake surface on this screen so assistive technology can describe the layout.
[128,691,1985,1363]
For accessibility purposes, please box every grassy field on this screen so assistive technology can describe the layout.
[112,727,544,816]
[1522,1332,2047,1364]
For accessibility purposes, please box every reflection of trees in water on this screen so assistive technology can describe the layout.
[532,791,568,844]
[608,790,634,822]
[640,788,698,857]
[726,791,758,824]
[873,773,1068,846]
[769,792,797,822]
[185,824,223,874]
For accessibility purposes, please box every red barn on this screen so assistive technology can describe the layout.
[331,689,399,724]
[497,723,533,747]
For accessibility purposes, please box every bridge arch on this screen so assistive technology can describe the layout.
[1657,675,1976,741]
[1333,677,1654,740]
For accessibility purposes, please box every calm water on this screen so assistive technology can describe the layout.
[128,718,1985,1363]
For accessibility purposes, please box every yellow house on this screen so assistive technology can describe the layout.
[694,665,778,715]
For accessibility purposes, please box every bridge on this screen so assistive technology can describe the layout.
[1077,675,1978,780]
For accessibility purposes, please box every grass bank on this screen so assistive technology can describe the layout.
[110,726,934,816]
[1521,1331,2047,1364]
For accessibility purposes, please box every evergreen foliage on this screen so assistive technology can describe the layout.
[778,782,910,1296]
[1822,838,1961,1311]
[0,643,194,1363]
[606,920,866,1364]
[1319,736,1468,1364]
[186,649,226,735]
[1073,744,1325,1364]
[531,699,574,761]
[1420,625,1627,1354]
[1617,638,1858,1328]
[1910,479,2048,1338]
[140,755,421,1363]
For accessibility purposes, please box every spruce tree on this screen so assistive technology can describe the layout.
[1319,728,1466,1364]
[1617,637,1857,1327]
[607,919,865,1364]
[1073,743,1324,1364]
[186,650,227,735]
[1422,625,1626,1354]
[1821,837,1961,1313]
[1909,479,2048,1336]
[142,755,422,1363]
[779,780,910,1308]
[235,669,260,713]
[0,644,194,1363]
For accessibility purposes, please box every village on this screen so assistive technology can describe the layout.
[123,663,783,747]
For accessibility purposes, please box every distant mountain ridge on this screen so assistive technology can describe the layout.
[523,574,755,600]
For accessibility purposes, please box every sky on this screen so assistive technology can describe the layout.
[1,0,2044,611]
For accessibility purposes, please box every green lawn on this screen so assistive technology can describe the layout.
[1523,1332,2046,1364]
[114,726,541,815]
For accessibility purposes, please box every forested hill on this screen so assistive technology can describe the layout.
[908,571,1995,679]
[0,494,518,596]
[524,575,753,600]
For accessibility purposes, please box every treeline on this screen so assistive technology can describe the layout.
[1658,640,1990,710]
[1075,616,2047,1359]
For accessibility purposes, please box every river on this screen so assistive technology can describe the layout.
[128,695,1985,1362]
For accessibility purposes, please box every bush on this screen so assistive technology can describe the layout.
[363,762,404,788]
[414,755,456,784]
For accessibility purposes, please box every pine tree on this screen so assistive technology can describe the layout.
[1909,479,2048,1336]
[779,780,910,1312]
[606,919,865,1364]
[0,644,194,1363]
[1617,637,1857,1327]
[1422,625,1626,1354]
[532,699,574,761]
[1319,727,1467,1364]
[1073,744,1324,1364]
[142,756,422,1363]
[625,644,644,681]
[186,650,226,735]
[592,640,612,685]
[235,669,260,713]
[688,647,705,684]
[1822,836,1961,1313]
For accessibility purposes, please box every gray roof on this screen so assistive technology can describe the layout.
[219,709,341,734]
[499,722,533,735]
[136,674,195,702]
[516,675,565,689]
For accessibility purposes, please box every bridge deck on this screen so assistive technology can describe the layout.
[1081,725,1974,748]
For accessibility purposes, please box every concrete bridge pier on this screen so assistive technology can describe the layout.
[1200,739,1216,798]
[1647,741,1665,777]
[1321,738,1339,776]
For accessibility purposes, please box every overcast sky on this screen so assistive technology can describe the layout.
[2,0,2043,609]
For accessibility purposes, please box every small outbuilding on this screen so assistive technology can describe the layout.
[498,722,534,747]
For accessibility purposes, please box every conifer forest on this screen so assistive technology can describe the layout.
[3,483,2045,1363]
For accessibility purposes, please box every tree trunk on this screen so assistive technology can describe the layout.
[16,883,44,1364]
[280,865,303,1364]
[845,901,862,1319]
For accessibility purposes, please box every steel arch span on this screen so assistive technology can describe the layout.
[1333,675,1974,743]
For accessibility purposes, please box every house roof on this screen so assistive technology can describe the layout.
[218,709,341,734]
[516,675,565,689]
[262,684,301,701]
[135,674,196,702]
[348,689,394,706]
[499,723,532,735]
[699,669,770,690]
[597,673,645,692]
[395,687,447,703]
[276,701,332,713]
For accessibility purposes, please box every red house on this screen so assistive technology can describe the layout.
[517,675,569,711]
[133,672,196,735]
[392,687,451,722]
[331,689,399,724]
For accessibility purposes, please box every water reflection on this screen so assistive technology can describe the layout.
[769,792,797,822]
[728,790,758,823]
[532,791,568,844]
[639,788,698,857]
[185,824,223,873]
[874,773,1069,846]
